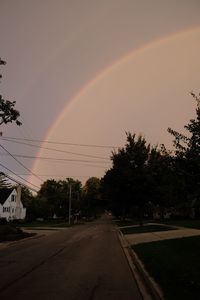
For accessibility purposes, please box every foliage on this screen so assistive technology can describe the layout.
[81,177,102,218]
[0,172,11,188]
[101,93,200,220]
[0,224,34,242]
[102,133,155,219]
[0,58,22,126]
[168,92,200,210]
[0,95,22,126]
[19,186,35,220]
[37,178,82,219]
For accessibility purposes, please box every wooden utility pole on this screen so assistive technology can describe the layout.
[68,184,72,225]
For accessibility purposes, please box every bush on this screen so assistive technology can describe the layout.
[0,218,8,225]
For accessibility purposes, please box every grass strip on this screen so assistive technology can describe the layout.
[115,220,140,227]
[120,224,175,235]
[158,219,200,230]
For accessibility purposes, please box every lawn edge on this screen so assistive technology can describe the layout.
[117,228,164,300]
[0,232,44,250]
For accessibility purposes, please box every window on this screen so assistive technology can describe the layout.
[3,207,10,213]
[11,195,16,202]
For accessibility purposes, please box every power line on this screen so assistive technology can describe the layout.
[0,138,110,160]
[0,162,40,190]
[0,152,110,164]
[0,153,109,170]
[1,136,118,149]
[2,172,39,193]
[0,143,43,182]
[9,174,95,178]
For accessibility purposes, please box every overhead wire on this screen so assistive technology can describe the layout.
[2,172,39,193]
[0,153,110,164]
[0,143,43,182]
[0,162,40,190]
[8,174,96,178]
[0,153,110,171]
[1,136,118,149]
[0,136,112,188]
[0,138,110,160]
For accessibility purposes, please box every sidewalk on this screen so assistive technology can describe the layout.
[124,226,200,245]
[118,224,200,300]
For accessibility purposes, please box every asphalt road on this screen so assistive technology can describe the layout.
[0,215,142,300]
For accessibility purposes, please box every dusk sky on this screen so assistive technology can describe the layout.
[0,0,200,191]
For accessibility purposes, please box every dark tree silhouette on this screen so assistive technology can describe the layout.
[0,58,22,126]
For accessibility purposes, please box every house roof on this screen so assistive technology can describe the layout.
[0,188,15,205]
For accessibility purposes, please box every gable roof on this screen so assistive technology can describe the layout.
[0,188,15,205]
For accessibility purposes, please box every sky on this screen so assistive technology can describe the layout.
[0,0,200,191]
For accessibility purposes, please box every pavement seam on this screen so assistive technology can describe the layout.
[117,228,164,300]
[0,243,68,293]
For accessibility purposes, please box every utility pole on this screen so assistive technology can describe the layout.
[68,184,72,226]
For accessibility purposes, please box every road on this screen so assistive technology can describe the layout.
[0,215,142,300]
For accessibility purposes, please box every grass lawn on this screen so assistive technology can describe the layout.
[158,219,200,230]
[115,220,141,227]
[0,224,35,242]
[120,224,175,235]
[133,236,200,300]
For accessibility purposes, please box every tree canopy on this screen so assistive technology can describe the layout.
[168,92,200,213]
[37,178,82,219]
[0,58,22,127]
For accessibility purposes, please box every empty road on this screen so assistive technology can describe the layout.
[0,215,142,300]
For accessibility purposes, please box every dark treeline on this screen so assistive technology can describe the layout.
[20,177,102,221]
[101,93,200,221]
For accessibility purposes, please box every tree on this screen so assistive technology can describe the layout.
[38,178,82,219]
[0,58,6,80]
[81,177,102,218]
[0,58,22,126]
[19,186,37,220]
[0,172,10,188]
[147,146,177,218]
[168,92,200,216]
[168,93,200,156]
[0,95,22,126]
[102,133,152,220]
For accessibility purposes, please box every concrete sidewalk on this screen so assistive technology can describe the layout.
[123,226,200,245]
[118,224,200,300]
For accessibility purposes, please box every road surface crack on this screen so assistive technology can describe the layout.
[88,277,102,300]
[0,245,67,293]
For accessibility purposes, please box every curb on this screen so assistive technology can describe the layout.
[117,229,164,300]
[0,233,44,250]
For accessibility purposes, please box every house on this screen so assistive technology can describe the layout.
[0,186,26,221]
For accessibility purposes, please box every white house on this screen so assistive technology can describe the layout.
[0,186,26,221]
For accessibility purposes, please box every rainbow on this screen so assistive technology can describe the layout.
[31,26,200,185]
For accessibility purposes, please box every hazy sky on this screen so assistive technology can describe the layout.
[0,0,200,191]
